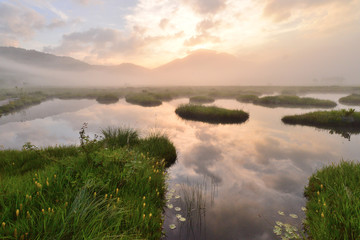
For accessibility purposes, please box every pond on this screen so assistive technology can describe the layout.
[0,94,359,240]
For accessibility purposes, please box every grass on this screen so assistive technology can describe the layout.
[125,93,162,107]
[189,96,215,104]
[175,104,249,124]
[0,126,177,239]
[304,161,360,239]
[236,94,259,103]
[339,94,360,106]
[95,94,119,104]
[282,109,360,128]
[0,92,48,117]
[253,95,337,108]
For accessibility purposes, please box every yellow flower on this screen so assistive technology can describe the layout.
[143,214,146,220]
[148,176,151,181]
[16,209,20,217]
[143,196,146,201]
[320,184,323,189]
[94,192,97,198]
[317,191,320,196]
[54,174,57,179]
[116,188,119,195]
[42,209,45,214]
[117,197,120,203]
[48,207,51,212]
[323,202,326,207]
[110,194,112,199]
[2,222,5,229]
[143,202,146,208]
[321,212,324,218]
[46,180,49,186]
[27,211,31,219]
[105,194,108,200]
[149,213,152,218]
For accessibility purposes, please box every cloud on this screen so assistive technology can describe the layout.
[183,0,227,14]
[0,2,45,44]
[262,0,355,22]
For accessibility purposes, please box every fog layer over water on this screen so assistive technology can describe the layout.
[0,95,359,239]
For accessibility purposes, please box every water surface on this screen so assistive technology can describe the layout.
[0,95,359,239]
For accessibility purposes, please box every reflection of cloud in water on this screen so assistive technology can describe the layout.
[182,143,223,184]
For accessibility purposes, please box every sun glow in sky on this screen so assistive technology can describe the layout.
[1,0,360,68]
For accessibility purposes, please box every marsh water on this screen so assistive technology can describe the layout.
[1,94,360,240]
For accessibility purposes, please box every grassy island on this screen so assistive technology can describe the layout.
[95,94,119,104]
[0,126,176,239]
[189,96,215,104]
[236,94,259,103]
[175,104,249,124]
[253,95,337,108]
[125,93,162,107]
[282,109,360,128]
[339,94,360,106]
[304,161,360,239]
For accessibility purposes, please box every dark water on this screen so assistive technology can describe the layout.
[0,94,359,240]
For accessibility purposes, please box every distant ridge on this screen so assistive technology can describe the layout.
[0,47,91,71]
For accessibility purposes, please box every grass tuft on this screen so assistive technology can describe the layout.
[304,161,360,239]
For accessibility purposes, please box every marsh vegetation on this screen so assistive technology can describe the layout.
[339,94,360,106]
[304,161,360,239]
[0,126,176,239]
[253,95,337,108]
[175,104,249,124]
[189,96,215,104]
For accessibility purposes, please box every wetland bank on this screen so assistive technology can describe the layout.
[1,86,360,239]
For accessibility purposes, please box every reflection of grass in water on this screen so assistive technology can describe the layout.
[189,96,215,104]
[165,177,217,239]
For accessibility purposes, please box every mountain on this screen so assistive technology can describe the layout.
[153,49,244,85]
[0,47,247,86]
[0,47,91,71]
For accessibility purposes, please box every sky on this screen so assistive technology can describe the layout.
[1,0,360,69]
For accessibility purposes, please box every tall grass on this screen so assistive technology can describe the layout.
[125,93,162,107]
[101,127,139,149]
[304,161,360,239]
[0,126,177,239]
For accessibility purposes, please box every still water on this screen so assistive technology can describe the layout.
[0,94,359,240]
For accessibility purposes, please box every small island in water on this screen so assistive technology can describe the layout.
[175,104,249,124]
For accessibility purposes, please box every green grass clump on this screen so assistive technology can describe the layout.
[175,104,249,124]
[95,94,119,104]
[0,127,176,239]
[0,93,48,117]
[253,95,337,108]
[189,96,215,104]
[236,94,259,103]
[339,94,360,106]
[282,109,360,128]
[125,93,162,107]
[101,128,177,167]
[304,161,360,239]
[135,133,177,168]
